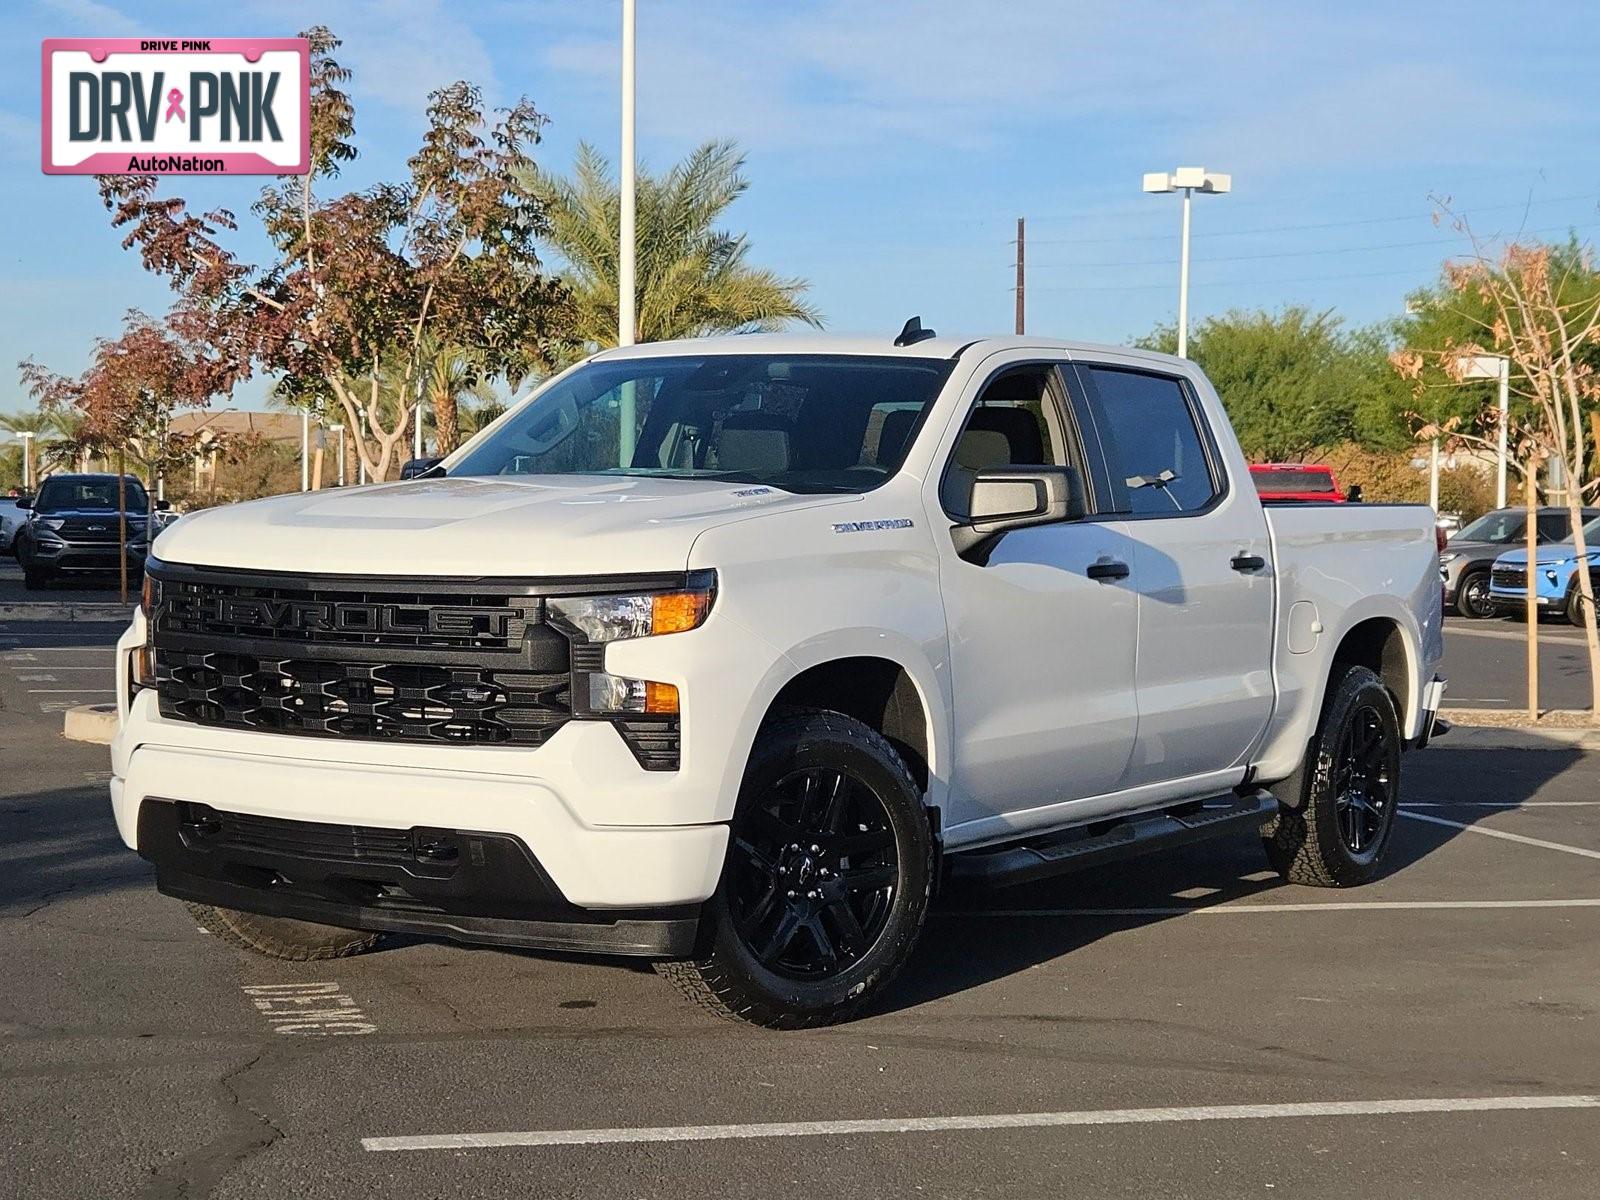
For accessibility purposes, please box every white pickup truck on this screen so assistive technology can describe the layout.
[111,328,1445,1028]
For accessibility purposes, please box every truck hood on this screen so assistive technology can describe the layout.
[152,475,857,577]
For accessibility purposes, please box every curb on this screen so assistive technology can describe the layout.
[63,703,117,745]
[1434,716,1600,751]
[0,603,133,623]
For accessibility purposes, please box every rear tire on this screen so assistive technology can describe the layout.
[1264,665,1402,888]
[1454,570,1494,619]
[186,901,385,960]
[658,707,934,1029]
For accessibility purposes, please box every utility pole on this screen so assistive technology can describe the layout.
[1013,217,1025,335]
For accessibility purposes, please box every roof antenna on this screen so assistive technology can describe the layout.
[894,316,936,347]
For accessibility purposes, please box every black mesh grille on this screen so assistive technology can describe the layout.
[151,567,574,749]
[178,802,418,866]
[56,516,135,544]
[1492,566,1527,591]
[156,650,570,747]
[148,564,683,767]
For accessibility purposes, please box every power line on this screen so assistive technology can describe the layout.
[1020,221,1598,271]
[1027,266,1433,294]
[1022,192,1599,247]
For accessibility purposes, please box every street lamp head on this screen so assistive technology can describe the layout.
[1144,167,1231,195]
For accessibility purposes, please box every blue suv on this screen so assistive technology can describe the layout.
[1489,514,1600,624]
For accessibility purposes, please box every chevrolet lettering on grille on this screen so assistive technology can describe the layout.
[163,593,524,639]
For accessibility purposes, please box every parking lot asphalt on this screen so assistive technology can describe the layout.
[3,615,1599,1199]
[1443,616,1594,712]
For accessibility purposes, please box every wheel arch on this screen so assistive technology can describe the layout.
[1329,615,1415,729]
[764,656,935,798]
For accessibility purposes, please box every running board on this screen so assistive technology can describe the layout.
[945,789,1279,891]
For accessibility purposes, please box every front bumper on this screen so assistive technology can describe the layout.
[137,798,700,956]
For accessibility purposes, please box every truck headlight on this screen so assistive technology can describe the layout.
[548,572,715,644]
[38,518,66,531]
[1438,552,1459,564]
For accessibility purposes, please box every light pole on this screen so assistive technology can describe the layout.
[329,424,346,486]
[617,0,639,467]
[1142,167,1231,358]
[12,431,36,491]
[413,375,425,463]
[1458,353,1511,509]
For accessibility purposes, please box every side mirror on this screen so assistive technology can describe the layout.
[155,498,172,511]
[952,466,1085,559]
[1346,484,1363,503]
[14,497,30,510]
[399,456,446,480]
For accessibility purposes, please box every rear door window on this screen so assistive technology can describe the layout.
[1069,365,1220,516]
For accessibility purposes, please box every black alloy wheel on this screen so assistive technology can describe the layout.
[727,766,898,979]
[1332,703,1393,858]
[1456,571,1494,619]
[656,707,934,1029]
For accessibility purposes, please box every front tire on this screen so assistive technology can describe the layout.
[186,902,385,960]
[1567,584,1594,628]
[22,563,51,591]
[659,707,934,1029]
[1264,665,1402,887]
[1454,570,1494,619]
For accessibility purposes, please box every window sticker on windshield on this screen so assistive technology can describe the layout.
[832,519,914,533]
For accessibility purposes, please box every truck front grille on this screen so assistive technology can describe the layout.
[155,650,570,747]
[145,563,681,768]
[56,516,130,544]
[1491,566,1527,591]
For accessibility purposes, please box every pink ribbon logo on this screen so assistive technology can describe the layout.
[164,88,185,123]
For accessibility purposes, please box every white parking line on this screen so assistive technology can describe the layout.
[361,1093,1600,1152]
[1400,811,1600,860]
[27,688,114,694]
[951,899,1600,918]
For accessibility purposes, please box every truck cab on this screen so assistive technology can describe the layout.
[112,331,1444,1027]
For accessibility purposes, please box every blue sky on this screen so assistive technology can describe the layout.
[4,0,1598,410]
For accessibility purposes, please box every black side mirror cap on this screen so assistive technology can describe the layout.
[13,497,30,510]
[952,466,1086,559]
[155,499,172,511]
[399,456,446,480]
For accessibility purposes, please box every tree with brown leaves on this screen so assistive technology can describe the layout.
[95,27,570,482]
[1394,211,1600,721]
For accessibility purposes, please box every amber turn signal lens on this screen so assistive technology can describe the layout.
[140,573,156,617]
[651,591,711,636]
[643,681,680,714]
[132,645,155,689]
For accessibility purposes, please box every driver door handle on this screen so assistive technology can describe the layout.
[1231,554,1267,573]
[1087,559,1131,581]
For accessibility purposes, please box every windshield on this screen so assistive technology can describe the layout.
[1251,469,1335,494]
[34,477,148,513]
[448,354,954,494]
[1452,511,1525,544]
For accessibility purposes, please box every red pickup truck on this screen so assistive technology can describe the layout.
[1249,463,1346,504]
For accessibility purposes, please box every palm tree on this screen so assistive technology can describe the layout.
[417,336,496,455]
[518,140,821,363]
[0,408,86,485]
